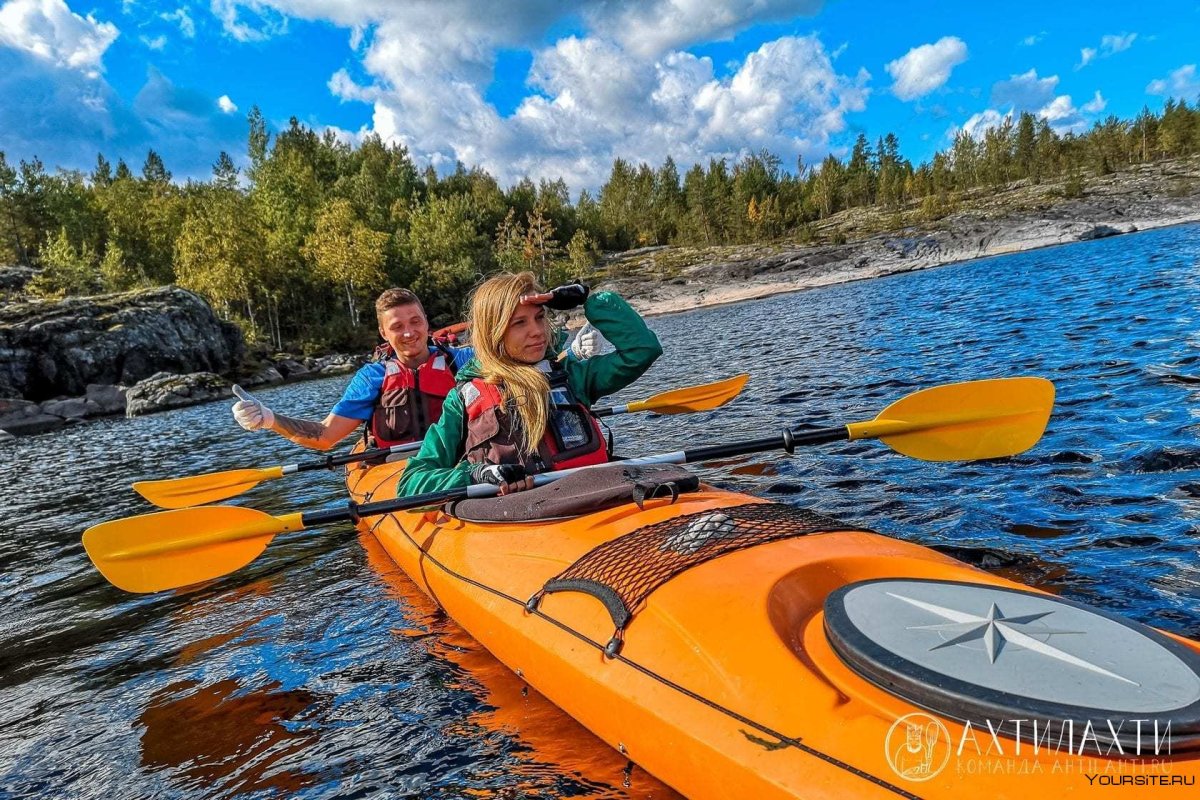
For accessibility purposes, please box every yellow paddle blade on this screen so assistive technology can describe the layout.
[83,506,304,593]
[133,466,286,509]
[626,373,749,415]
[846,377,1054,461]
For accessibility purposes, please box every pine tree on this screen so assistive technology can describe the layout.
[142,150,171,184]
[91,154,113,188]
[845,134,875,206]
[1015,112,1037,180]
[0,152,28,265]
[213,152,239,189]
[494,207,527,271]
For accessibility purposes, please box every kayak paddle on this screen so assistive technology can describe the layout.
[132,374,750,509]
[132,441,424,509]
[86,377,1053,593]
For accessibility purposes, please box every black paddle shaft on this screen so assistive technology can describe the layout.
[293,446,392,473]
[300,485,469,527]
[681,426,847,462]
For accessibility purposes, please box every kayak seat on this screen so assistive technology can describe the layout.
[448,464,700,523]
[526,502,872,657]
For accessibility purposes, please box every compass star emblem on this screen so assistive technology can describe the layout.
[886,592,1140,686]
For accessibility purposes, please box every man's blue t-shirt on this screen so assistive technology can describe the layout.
[331,347,474,421]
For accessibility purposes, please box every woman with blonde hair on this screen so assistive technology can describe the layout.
[398,272,662,495]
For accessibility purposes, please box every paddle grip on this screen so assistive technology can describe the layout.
[682,429,795,462]
[787,426,850,447]
[302,502,360,526]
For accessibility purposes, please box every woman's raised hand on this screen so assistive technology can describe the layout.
[520,282,589,310]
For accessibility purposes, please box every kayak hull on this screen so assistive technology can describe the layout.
[348,459,1200,798]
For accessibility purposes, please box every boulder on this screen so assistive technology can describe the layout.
[242,366,285,387]
[85,383,128,415]
[125,371,233,417]
[1078,224,1124,241]
[274,359,310,380]
[0,266,35,294]
[0,413,65,436]
[0,286,243,402]
[0,397,40,420]
[41,397,95,419]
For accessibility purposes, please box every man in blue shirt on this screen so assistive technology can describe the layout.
[231,288,599,450]
[231,289,473,450]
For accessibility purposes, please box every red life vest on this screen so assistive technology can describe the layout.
[366,350,457,448]
[460,364,608,472]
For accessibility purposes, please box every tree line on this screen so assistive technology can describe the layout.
[1,99,1198,350]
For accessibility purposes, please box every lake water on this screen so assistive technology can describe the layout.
[3,223,1200,797]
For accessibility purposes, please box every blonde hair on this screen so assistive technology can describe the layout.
[468,271,558,455]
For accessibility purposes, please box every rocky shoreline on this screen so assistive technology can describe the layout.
[600,157,1200,317]
[0,286,366,438]
[0,355,365,439]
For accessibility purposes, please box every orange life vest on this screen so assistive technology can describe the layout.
[366,351,457,448]
[460,363,608,472]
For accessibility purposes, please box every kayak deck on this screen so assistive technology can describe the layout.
[348,458,1200,799]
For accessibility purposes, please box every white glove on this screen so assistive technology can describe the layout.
[570,323,605,360]
[232,384,275,431]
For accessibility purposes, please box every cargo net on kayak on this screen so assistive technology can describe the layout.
[525,502,871,657]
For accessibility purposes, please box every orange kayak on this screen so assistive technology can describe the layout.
[347,458,1200,798]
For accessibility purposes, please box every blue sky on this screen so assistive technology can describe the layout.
[2,0,1198,192]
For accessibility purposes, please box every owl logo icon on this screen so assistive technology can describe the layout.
[884,713,950,781]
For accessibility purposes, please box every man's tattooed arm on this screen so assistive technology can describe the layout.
[271,414,333,448]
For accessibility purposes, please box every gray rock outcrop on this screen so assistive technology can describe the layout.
[125,372,233,417]
[0,286,243,402]
[0,398,65,436]
[0,266,35,295]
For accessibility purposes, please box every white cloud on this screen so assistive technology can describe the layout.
[1081,90,1106,114]
[1037,95,1086,132]
[360,32,869,189]
[991,69,1058,111]
[885,36,967,101]
[955,75,1107,140]
[161,7,195,38]
[251,0,869,189]
[1078,32,1136,68]
[1020,32,1045,47]
[217,94,238,113]
[1147,64,1200,99]
[0,0,120,76]
[210,0,287,42]
[1101,32,1136,54]
[586,0,824,59]
[140,34,166,50]
[958,108,1009,140]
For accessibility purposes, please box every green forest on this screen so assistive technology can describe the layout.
[2,100,1198,350]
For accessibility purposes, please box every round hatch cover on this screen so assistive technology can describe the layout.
[824,579,1200,753]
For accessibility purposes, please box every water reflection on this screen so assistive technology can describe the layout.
[359,531,680,799]
[139,678,320,795]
